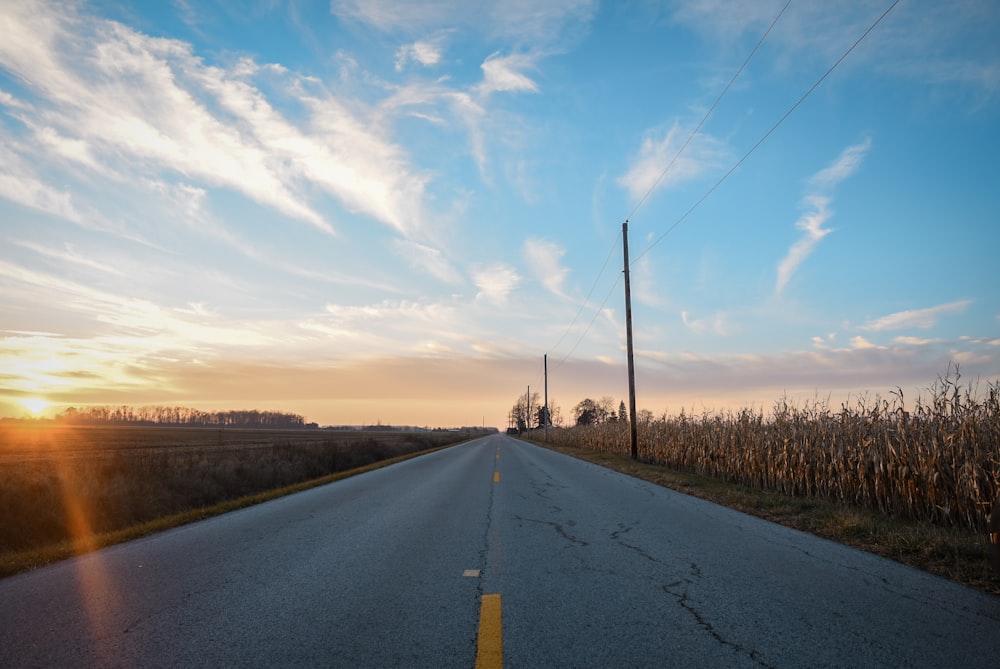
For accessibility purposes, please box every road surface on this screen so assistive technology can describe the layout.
[2,434,998,667]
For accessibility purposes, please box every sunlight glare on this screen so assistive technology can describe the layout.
[19,397,50,416]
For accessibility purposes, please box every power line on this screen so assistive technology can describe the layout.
[543,1,791,370]
[626,0,793,224]
[554,271,623,370]
[632,0,901,265]
[534,0,900,410]
[547,228,622,356]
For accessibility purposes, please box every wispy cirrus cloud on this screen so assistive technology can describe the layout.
[774,194,834,297]
[316,298,471,359]
[893,336,940,346]
[0,129,89,225]
[523,237,570,297]
[0,1,434,239]
[391,238,463,284]
[809,137,872,188]
[477,51,540,96]
[775,137,871,297]
[859,300,972,332]
[0,260,281,357]
[330,0,597,43]
[12,240,124,276]
[681,310,729,336]
[617,121,726,203]
[473,263,521,305]
[671,1,1000,102]
[395,39,445,71]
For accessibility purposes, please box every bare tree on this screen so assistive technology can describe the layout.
[598,396,616,424]
[511,392,542,431]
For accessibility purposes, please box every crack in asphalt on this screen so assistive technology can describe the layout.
[662,563,776,669]
[609,522,632,540]
[609,523,665,564]
[616,540,663,564]
[514,515,589,547]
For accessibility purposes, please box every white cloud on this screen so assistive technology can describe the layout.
[775,138,871,297]
[681,310,729,336]
[294,92,430,236]
[395,40,444,71]
[330,0,458,33]
[0,128,90,224]
[391,238,463,284]
[0,169,84,224]
[811,333,838,350]
[850,336,882,350]
[0,3,328,231]
[0,260,280,352]
[316,298,468,359]
[859,300,972,332]
[617,121,726,203]
[670,0,787,40]
[477,51,539,96]
[473,263,521,305]
[809,137,872,188]
[12,240,124,276]
[523,238,569,297]
[0,89,30,110]
[894,336,939,346]
[330,0,597,43]
[325,299,454,324]
[0,331,161,396]
[32,124,103,172]
[671,2,1000,104]
[0,2,439,239]
[774,195,833,297]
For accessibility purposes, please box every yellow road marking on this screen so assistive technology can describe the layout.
[475,594,502,669]
[493,471,500,483]
[463,569,480,577]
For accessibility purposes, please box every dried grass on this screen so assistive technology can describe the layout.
[0,427,465,557]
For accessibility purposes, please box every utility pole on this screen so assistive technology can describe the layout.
[623,220,639,460]
[544,354,549,442]
[527,385,531,434]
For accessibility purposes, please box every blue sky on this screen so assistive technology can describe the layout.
[1,0,998,428]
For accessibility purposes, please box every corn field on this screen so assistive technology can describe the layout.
[548,372,1000,532]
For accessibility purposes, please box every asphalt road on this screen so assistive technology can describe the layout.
[2,434,998,668]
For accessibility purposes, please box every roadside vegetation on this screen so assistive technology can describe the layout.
[525,369,1000,595]
[0,426,476,578]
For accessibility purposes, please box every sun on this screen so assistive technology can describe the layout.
[18,397,51,417]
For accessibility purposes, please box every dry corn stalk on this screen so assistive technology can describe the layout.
[549,371,999,532]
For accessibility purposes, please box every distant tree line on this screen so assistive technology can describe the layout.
[508,391,560,433]
[510,393,655,431]
[56,405,310,429]
[572,397,654,425]
[572,397,628,426]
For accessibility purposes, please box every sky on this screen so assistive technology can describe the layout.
[1,0,998,429]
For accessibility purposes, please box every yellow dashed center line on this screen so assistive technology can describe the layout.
[475,593,503,669]
[493,471,500,483]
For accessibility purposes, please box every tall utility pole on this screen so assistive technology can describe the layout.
[622,221,639,460]
[544,354,549,442]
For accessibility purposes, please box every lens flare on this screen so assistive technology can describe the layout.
[19,397,50,416]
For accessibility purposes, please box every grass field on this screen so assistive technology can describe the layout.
[0,424,475,575]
